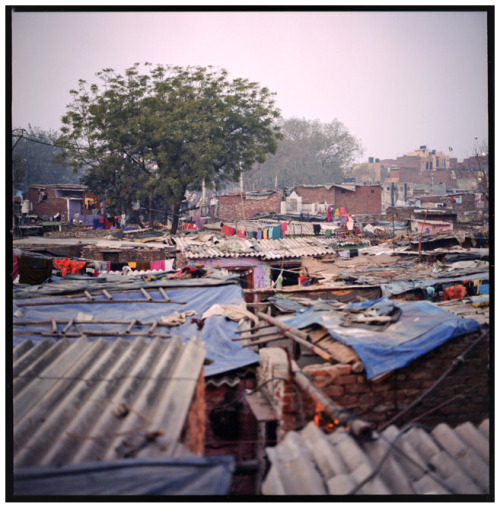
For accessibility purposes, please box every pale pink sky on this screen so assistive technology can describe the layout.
[11,9,489,162]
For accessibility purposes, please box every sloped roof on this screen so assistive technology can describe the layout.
[174,236,340,260]
[13,335,205,469]
[262,420,490,495]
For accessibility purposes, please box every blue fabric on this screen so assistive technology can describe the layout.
[13,284,258,377]
[282,298,481,379]
[479,284,489,295]
[14,456,235,496]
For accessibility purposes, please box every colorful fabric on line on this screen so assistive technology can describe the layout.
[128,262,137,269]
[334,208,339,217]
[53,258,86,277]
[221,224,235,236]
[150,260,165,271]
[281,222,287,236]
[263,229,268,240]
[238,230,245,238]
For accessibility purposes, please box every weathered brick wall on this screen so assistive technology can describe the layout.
[180,369,206,455]
[218,193,282,221]
[295,186,381,214]
[333,186,381,214]
[205,377,258,495]
[81,244,167,262]
[259,331,489,440]
[29,186,71,221]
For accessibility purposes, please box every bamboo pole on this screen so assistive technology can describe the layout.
[232,327,282,341]
[256,311,336,362]
[15,299,186,307]
[241,335,285,347]
[13,330,171,339]
[13,319,173,327]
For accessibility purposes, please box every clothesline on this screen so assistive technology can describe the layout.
[221,221,288,240]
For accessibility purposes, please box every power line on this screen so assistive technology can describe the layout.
[11,133,66,149]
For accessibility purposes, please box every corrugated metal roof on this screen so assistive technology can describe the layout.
[13,335,206,469]
[175,236,340,260]
[262,420,490,495]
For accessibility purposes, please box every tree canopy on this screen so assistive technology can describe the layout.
[12,126,83,193]
[247,117,363,188]
[56,63,282,232]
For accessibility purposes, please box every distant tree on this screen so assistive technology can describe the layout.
[56,63,282,232]
[11,126,82,193]
[248,117,363,188]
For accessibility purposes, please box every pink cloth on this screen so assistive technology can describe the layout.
[340,207,345,216]
[238,230,245,238]
[150,260,165,271]
[11,254,19,280]
[281,222,287,236]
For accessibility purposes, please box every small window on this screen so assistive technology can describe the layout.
[371,189,375,194]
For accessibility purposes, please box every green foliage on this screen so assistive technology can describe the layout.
[11,126,82,192]
[56,64,282,230]
[248,117,363,188]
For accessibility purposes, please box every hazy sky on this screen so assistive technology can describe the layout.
[11,8,489,162]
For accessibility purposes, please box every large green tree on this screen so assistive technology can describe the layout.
[248,117,363,188]
[56,63,282,232]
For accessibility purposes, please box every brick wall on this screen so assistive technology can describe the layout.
[294,185,381,214]
[81,244,167,262]
[205,377,259,495]
[218,192,282,221]
[259,331,489,440]
[180,369,206,455]
[29,186,72,221]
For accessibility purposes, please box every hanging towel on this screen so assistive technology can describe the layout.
[128,262,137,269]
[150,259,165,271]
[263,229,268,240]
[238,229,245,238]
[313,224,321,236]
[281,222,287,236]
[257,230,263,240]
[334,208,339,217]
[136,261,150,272]
[340,207,345,216]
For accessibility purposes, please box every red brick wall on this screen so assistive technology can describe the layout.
[180,370,206,455]
[260,331,488,439]
[29,186,72,221]
[295,185,381,214]
[205,377,259,495]
[218,192,282,221]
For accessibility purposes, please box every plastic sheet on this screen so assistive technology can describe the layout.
[13,283,258,377]
[13,456,235,496]
[283,298,481,379]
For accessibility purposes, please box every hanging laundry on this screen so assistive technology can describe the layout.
[11,254,19,280]
[18,256,53,285]
[273,224,283,239]
[334,208,339,217]
[444,284,467,301]
[263,229,268,240]
[128,262,137,269]
[53,258,86,277]
[280,222,287,237]
[150,259,166,271]
[327,206,332,222]
[257,230,263,240]
[340,207,345,216]
[221,224,235,236]
[238,229,245,238]
[325,229,332,237]
[313,224,321,236]
[136,261,151,272]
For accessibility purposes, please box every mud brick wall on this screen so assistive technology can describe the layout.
[259,331,489,440]
[81,245,167,263]
[218,193,282,221]
[180,369,206,455]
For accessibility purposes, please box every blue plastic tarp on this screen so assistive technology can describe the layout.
[282,298,481,379]
[13,456,235,496]
[13,284,258,377]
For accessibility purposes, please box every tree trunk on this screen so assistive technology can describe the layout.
[170,202,181,234]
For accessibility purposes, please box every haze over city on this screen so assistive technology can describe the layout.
[11,8,489,162]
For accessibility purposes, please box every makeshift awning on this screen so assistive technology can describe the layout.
[282,298,481,379]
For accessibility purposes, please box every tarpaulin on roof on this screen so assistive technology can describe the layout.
[13,456,235,496]
[13,283,258,377]
[282,298,481,379]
